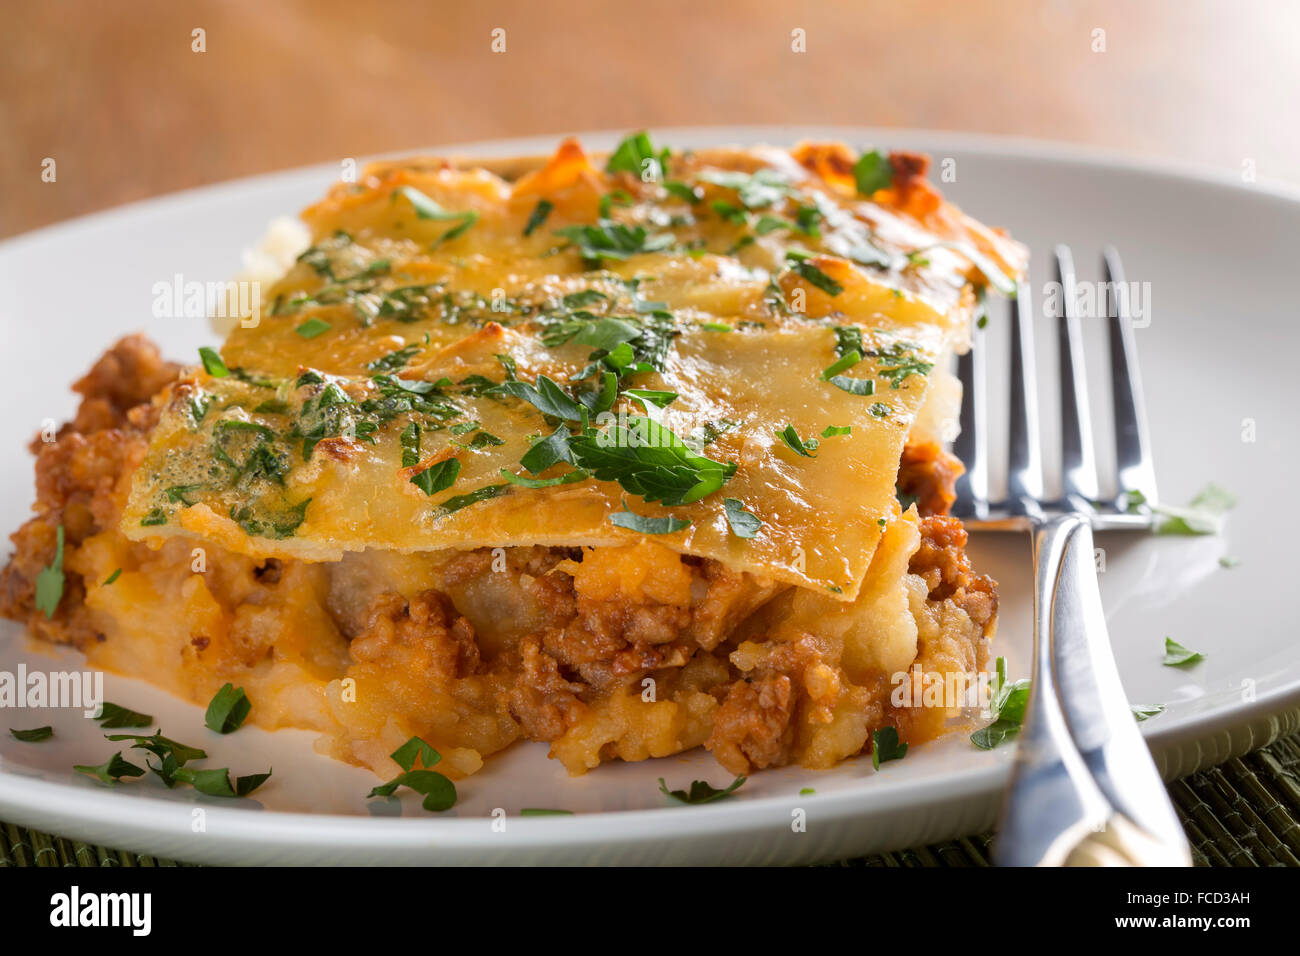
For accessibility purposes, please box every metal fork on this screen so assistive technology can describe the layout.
[953,246,1191,866]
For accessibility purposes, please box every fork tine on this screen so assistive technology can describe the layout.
[1006,277,1043,517]
[1102,247,1159,510]
[1054,246,1099,508]
[952,296,988,519]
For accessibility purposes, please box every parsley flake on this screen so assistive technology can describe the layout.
[34,525,65,619]
[658,775,746,804]
[204,683,251,734]
[1163,637,1205,668]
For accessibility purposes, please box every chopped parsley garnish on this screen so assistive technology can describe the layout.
[821,350,862,381]
[399,421,422,465]
[786,255,843,296]
[916,241,1018,296]
[688,419,739,448]
[374,284,442,323]
[555,220,673,266]
[970,657,1031,750]
[711,199,746,224]
[830,377,875,400]
[523,198,554,237]
[606,130,670,179]
[542,308,676,379]
[10,726,53,742]
[398,185,479,242]
[391,736,441,772]
[366,735,457,812]
[543,315,642,352]
[102,568,122,586]
[488,374,586,421]
[520,808,575,816]
[697,169,789,209]
[609,505,690,535]
[296,231,351,278]
[34,525,65,619]
[821,425,851,437]
[763,278,793,316]
[198,346,229,378]
[188,392,216,426]
[871,726,908,769]
[104,731,207,768]
[658,775,747,804]
[832,326,863,357]
[399,422,461,494]
[165,483,203,505]
[775,424,817,458]
[624,388,677,409]
[212,418,289,491]
[140,508,168,527]
[874,342,933,388]
[520,424,576,474]
[1163,637,1205,668]
[173,766,272,798]
[500,468,589,489]
[598,189,633,218]
[569,416,736,506]
[562,289,610,309]
[792,203,823,236]
[76,721,267,795]
[853,149,894,195]
[294,317,331,339]
[412,458,461,496]
[94,702,153,729]
[846,241,895,269]
[367,344,420,373]
[664,180,702,203]
[723,498,761,539]
[1154,484,1236,535]
[869,402,892,417]
[230,498,311,540]
[438,483,509,515]
[204,683,251,734]
[74,752,145,786]
[1132,704,1165,722]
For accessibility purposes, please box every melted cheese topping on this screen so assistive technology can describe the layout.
[124,138,1023,600]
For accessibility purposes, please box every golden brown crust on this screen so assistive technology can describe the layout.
[0,335,179,647]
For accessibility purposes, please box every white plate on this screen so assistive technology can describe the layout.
[1,127,1298,866]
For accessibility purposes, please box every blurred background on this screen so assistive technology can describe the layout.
[3,0,1298,238]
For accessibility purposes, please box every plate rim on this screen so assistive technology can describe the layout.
[2,124,1299,862]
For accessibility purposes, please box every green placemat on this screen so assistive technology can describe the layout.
[4,734,1299,867]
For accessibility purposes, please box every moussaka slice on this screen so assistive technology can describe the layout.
[1,133,1023,782]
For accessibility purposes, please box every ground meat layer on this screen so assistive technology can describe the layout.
[0,335,178,647]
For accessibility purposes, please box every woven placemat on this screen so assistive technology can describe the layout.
[4,733,1299,867]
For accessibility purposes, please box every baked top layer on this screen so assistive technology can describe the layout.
[123,135,1024,600]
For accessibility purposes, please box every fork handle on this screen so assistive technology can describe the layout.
[996,514,1191,866]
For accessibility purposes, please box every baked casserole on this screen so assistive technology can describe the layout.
[1,133,1024,787]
